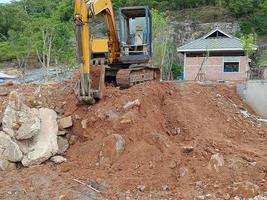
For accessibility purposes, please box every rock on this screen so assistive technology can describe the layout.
[74,114,81,120]
[0,132,22,162]
[81,119,88,129]
[208,153,224,173]
[123,99,141,111]
[57,130,67,136]
[16,108,40,140]
[99,134,125,166]
[57,136,69,155]
[182,146,194,153]
[22,108,58,167]
[120,119,132,124]
[179,167,189,177]
[0,159,16,171]
[50,156,67,164]
[67,134,79,145]
[162,185,170,191]
[2,91,41,140]
[224,193,231,200]
[137,185,145,192]
[233,181,260,198]
[58,116,73,130]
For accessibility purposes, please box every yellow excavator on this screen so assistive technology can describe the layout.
[74,0,160,104]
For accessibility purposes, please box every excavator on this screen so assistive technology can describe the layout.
[74,0,160,104]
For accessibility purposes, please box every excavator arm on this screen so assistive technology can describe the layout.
[74,0,119,103]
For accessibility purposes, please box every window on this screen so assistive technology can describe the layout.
[224,62,239,73]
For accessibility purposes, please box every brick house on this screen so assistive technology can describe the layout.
[177,29,257,81]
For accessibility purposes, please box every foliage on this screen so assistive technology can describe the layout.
[240,33,257,57]
[172,64,183,79]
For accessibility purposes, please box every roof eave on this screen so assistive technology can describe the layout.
[177,48,247,53]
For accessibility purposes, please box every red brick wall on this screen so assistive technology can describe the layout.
[185,56,249,81]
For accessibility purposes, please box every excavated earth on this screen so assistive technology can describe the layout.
[0,80,266,200]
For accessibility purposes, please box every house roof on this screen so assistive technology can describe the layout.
[177,28,257,53]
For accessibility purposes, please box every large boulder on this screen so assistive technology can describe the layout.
[22,108,58,167]
[2,91,41,140]
[0,132,22,162]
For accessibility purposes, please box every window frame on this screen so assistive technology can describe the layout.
[223,61,240,73]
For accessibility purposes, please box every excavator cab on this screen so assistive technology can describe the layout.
[118,6,152,64]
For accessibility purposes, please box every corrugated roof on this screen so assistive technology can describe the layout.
[177,29,256,52]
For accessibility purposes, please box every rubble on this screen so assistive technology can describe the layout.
[51,156,67,164]
[58,116,73,130]
[57,136,70,155]
[0,92,71,170]
[123,99,141,111]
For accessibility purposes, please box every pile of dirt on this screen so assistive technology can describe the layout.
[58,81,267,199]
[0,81,266,199]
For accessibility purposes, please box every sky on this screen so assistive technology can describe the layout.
[0,0,11,3]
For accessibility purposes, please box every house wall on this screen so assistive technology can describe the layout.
[184,56,249,81]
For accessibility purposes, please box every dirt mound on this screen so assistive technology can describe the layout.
[58,81,267,199]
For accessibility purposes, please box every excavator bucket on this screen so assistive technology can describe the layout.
[75,65,105,104]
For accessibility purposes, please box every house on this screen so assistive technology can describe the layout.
[177,29,257,81]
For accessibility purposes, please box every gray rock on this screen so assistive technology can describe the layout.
[16,108,40,140]
[137,185,145,192]
[50,156,67,164]
[208,153,224,173]
[0,159,16,171]
[22,108,58,167]
[0,132,22,162]
[57,130,67,136]
[57,136,69,155]
[2,91,40,140]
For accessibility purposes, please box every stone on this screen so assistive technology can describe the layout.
[22,108,58,167]
[57,136,69,155]
[0,159,16,171]
[224,193,231,200]
[162,185,170,191]
[137,185,145,192]
[50,156,67,164]
[15,108,40,140]
[81,119,88,129]
[120,119,132,124]
[57,130,67,136]
[67,134,79,145]
[232,181,260,198]
[99,134,125,166]
[182,146,194,153]
[0,132,22,162]
[123,99,141,111]
[179,167,189,177]
[2,91,41,140]
[58,116,73,130]
[208,153,224,173]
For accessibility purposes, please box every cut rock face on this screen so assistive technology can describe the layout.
[22,108,59,167]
